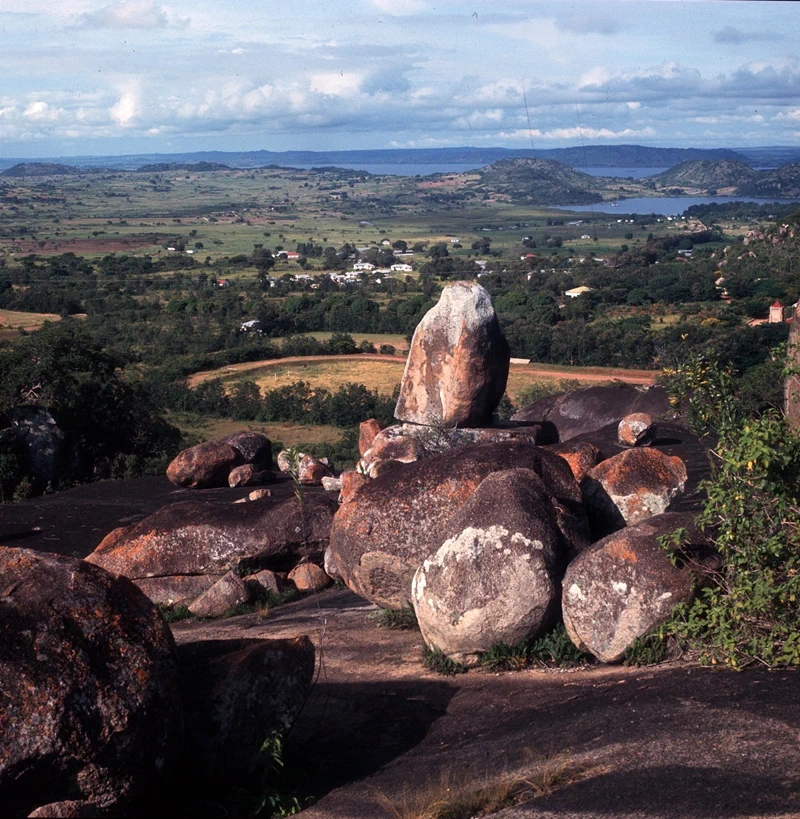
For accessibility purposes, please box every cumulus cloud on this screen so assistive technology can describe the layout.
[79,1,189,29]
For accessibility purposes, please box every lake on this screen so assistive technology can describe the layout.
[284,162,669,178]
[550,195,800,217]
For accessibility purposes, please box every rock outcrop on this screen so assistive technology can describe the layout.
[328,442,589,609]
[0,407,67,490]
[220,432,272,469]
[358,418,383,455]
[0,548,181,818]
[412,469,565,664]
[562,513,710,662]
[394,282,510,427]
[543,441,603,482]
[166,440,243,489]
[513,384,669,441]
[86,493,337,579]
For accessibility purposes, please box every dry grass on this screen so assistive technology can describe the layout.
[168,414,345,446]
[377,752,593,819]
[0,309,63,331]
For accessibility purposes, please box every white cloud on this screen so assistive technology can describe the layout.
[309,72,363,97]
[24,101,60,121]
[364,0,426,15]
[110,85,140,125]
[79,1,189,29]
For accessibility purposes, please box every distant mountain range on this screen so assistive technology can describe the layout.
[3,144,800,173]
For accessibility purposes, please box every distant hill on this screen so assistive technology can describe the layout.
[0,162,79,177]
[650,160,757,190]
[473,158,599,205]
[538,144,747,168]
[735,146,800,168]
[134,162,232,173]
[735,164,800,199]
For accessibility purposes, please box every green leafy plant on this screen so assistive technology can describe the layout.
[422,646,467,676]
[660,351,800,668]
[157,602,191,622]
[370,606,419,630]
[480,624,592,672]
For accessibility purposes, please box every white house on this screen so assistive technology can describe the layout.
[390,263,413,272]
[353,262,375,271]
[565,286,593,298]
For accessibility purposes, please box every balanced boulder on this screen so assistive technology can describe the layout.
[86,493,337,579]
[412,469,565,664]
[562,513,709,662]
[394,282,510,427]
[581,447,688,536]
[166,440,242,489]
[328,442,589,609]
[0,548,181,818]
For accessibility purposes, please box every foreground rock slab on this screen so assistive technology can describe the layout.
[86,493,337,579]
[412,469,565,664]
[562,513,709,663]
[0,547,181,818]
[394,281,510,427]
[328,442,589,609]
[176,636,314,789]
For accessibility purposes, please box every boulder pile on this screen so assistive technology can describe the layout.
[327,281,710,664]
[0,546,315,817]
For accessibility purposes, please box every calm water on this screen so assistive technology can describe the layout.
[286,162,487,176]
[550,195,800,217]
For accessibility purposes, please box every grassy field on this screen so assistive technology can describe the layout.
[0,309,64,330]
[273,331,410,350]
[169,413,345,447]
[189,354,655,404]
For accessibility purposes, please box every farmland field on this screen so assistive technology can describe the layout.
[188,353,657,403]
[168,414,345,448]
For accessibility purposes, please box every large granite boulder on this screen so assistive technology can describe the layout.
[176,637,314,790]
[220,432,272,469]
[581,448,688,537]
[328,442,589,609]
[86,493,337,579]
[412,469,566,664]
[786,300,800,430]
[0,548,181,818]
[166,440,243,489]
[394,282,510,427]
[562,513,711,662]
[513,384,669,442]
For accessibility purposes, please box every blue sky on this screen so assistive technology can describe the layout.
[1,0,798,158]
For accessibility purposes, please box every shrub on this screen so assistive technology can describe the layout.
[422,646,467,676]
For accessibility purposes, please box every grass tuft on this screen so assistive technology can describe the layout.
[377,752,589,819]
[422,646,467,677]
[371,606,419,630]
[622,631,674,666]
[480,624,593,672]
[157,603,191,622]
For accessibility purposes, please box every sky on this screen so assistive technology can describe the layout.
[1,0,799,158]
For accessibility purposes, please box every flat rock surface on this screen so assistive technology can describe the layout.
[172,589,800,819]
[0,475,324,558]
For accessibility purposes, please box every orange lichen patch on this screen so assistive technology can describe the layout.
[608,537,639,564]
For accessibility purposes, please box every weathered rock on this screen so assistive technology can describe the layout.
[786,300,800,430]
[581,448,688,537]
[277,449,303,474]
[134,574,222,606]
[361,427,424,472]
[176,637,314,789]
[288,562,331,592]
[228,464,257,487]
[394,281,510,426]
[358,418,383,456]
[368,458,405,479]
[338,470,367,504]
[412,469,565,664]
[544,441,603,482]
[2,407,66,490]
[166,440,242,489]
[86,493,338,578]
[321,476,342,492]
[27,802,103,818]
[298,454,334,485]
[244,569,281,598]
[562,513,709,663]
[188,571,249,617]
[328,442,589,609]
[513,384,669,442]
[220,431,272,469]
[618,413,656,447]
[0,548,181,818]
[248,487,272,501]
